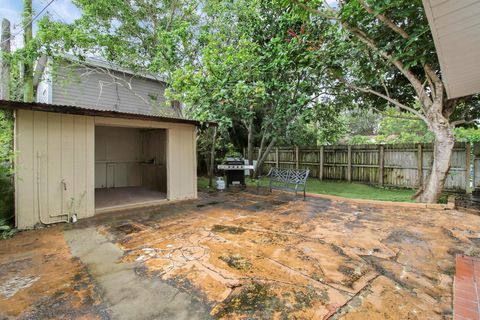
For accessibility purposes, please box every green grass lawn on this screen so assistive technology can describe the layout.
[197,176,417,202]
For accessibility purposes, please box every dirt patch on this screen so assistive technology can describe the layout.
[214,282,279,318]
[469,237,480,246]
[211,225,246,234]
[338,265,367,289]
[219,254,251,270]
[385,230,426,244]
[196,201,221,208]
[0,227,109,319]
[213,282,332,319]
[111,222,144,236]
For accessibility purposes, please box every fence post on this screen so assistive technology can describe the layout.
[319,146,324,180]
[295,146,299,170]
[466,142,471,192]
[378,145,384,186]
[417,144,423,187]
[474,143,480,194]
[275,148,279,168]
[347,145,352,182]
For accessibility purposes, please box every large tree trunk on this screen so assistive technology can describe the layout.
[416,109,455,203]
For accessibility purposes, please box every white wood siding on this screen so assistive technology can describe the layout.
[15,110,95,229]
[423,0,480,98]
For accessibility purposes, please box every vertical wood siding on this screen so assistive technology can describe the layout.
[15,111,198,229]
[167,125,197,200]
[93,117,197,201]
[16,110,95,229]
[94,126,143,189]
[253,143,469,191]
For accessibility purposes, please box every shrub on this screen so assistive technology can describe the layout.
[0,110,14,233]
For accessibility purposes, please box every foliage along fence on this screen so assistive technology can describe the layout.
[251,143,471,192]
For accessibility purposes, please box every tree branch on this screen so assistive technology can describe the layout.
[358,0,409,39]
[423,63,442,99]
[290,0,338,20]
[345,82,428,123]
[290,0,434,109]
[357,0,443,99]
[372,107,422,121]
[380,76,390,99]
[451,118,478,127]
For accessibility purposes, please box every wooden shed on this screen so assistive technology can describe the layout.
[0,100,205,229]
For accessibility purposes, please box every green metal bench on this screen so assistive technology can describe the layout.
[257,167,310,200]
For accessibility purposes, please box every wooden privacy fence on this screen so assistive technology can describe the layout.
[251,142,471,191]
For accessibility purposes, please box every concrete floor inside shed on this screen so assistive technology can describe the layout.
[95,186,167,213]
[1,189,480,319]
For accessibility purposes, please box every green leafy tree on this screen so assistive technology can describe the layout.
[375,108,433,144]
[455,128,480,143]
[345,108,479,144]
[0,110,14,222]
[292,0,480,202]
[37,0,345,177]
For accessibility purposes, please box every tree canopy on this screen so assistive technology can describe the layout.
[36,0,348,174]
[286,0,479,202]
[3,0,479,202]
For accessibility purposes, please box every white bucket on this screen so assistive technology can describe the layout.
[216,177,226,190]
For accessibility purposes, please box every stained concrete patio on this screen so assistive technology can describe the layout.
[1,189,480,319]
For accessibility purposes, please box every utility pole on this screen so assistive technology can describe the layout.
[23,0,34,102]
[0,18,11,100]
[208,126,217,188]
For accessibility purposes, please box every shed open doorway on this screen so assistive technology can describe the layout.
[94,126,167,213]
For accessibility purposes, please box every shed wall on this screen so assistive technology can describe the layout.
[93,117,197,200]
[94,126,143,189]
[167,125,197,200]
[94,127,167,191]
[141,130,167,193]
[15,110,95,229]
[15,110,197,229]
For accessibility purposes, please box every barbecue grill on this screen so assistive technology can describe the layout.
[217,157,254,187]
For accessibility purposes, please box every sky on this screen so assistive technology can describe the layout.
[0,0,81,48]
[0,0,339,49]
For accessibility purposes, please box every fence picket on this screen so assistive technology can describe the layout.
[252,143,469,191]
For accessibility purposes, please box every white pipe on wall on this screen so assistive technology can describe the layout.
[36,152,69,225]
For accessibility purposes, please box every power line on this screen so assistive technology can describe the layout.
[1,0,57,46]
[39,0,67,23]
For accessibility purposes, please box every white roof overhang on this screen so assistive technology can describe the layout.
[423,0,480,99]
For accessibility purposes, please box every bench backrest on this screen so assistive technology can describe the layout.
[268,168,309,185]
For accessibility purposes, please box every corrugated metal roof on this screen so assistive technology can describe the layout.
[0,100,216,127]
[423,0,480,98]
